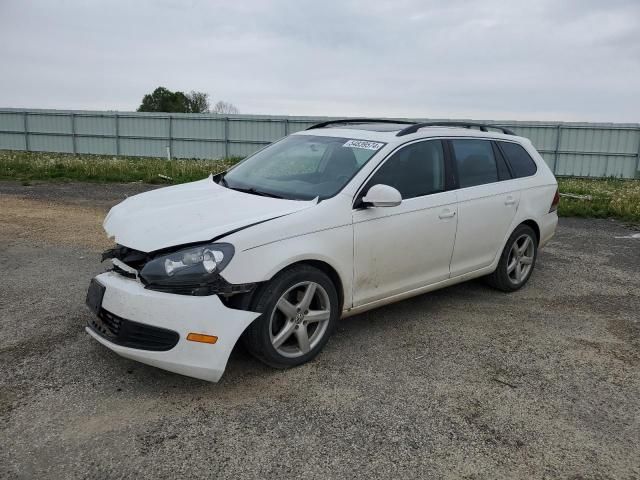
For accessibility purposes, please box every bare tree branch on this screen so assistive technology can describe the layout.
[211,100,239,114]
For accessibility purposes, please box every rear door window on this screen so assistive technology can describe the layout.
[451,139,499,188]
[498,141,538,178]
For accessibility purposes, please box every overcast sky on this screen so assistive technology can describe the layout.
[1,0,638,122]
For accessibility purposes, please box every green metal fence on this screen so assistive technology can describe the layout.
[1,108,638,178]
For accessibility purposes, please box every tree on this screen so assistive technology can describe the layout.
[211,100,239,114]
[137,87,236,114]
[137,87,190,113]
[186,91,210,113]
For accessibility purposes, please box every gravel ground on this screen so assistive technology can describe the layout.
[1,181,639,479]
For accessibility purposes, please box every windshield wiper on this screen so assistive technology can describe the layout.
[227,186,285,199]
[217,174,285,198]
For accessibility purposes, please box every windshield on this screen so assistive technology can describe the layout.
[220,135,385,200]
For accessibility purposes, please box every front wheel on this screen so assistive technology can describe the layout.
[242,265,340,368]
[486,224,538,292]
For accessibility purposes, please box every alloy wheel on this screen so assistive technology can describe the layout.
[506,234,535,285]
[269,281,331,358]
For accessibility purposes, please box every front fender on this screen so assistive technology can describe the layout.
[221,224,354,309]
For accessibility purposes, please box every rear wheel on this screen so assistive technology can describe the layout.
[243,265,339,368]
[486,224,538,292]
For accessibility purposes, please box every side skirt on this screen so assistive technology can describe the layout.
[341,264,495,318]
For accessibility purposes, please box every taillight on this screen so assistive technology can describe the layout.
[549,187,560,212]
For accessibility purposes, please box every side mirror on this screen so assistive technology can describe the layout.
[362,184,402,207]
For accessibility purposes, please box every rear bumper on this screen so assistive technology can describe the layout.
[539,211,558,248]
[86,271,260,382]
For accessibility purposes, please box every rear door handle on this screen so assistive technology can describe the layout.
[438,209,456,219]
[505,196,516,206]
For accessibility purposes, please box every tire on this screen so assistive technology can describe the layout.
[486,224,538,292]
[242,265,340,369]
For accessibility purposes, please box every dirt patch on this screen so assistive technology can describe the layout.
[0,194,112,251]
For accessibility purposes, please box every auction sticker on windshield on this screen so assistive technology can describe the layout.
[343,140,384,151]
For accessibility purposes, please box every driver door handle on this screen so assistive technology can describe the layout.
[439,209,456,219]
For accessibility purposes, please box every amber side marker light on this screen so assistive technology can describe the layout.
[187,333,218,344]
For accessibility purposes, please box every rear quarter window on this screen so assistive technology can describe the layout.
[498,141,538,178]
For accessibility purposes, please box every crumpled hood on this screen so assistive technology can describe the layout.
[104,176,316,252]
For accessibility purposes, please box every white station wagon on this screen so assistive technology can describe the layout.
[86,120,559,382]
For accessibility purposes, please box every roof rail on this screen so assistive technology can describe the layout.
[306,118,417,130]
[396,121,516,137]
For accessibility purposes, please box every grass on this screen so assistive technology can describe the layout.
[1,150,638,222]
[557,177,640,222]
[0,150,240,184]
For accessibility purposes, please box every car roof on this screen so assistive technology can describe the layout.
[294,123,528,145]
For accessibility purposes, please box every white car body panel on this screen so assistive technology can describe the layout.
[450,182,520,276]
[221,194,354,305]
[103,176,317,252]
[352,190,458,306]
[87,124,559,382]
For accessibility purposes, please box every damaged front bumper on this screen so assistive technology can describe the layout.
[85,271,260,382]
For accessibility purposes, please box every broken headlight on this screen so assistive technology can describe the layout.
[139,242,234,287]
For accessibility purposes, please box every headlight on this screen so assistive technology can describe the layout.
[140,242,234,287]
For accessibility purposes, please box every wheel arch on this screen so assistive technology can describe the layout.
[490,218,541,272]
[486,218,540,292]
[225,258,346,314]
[272,259,345,312]
[520,219,540,243]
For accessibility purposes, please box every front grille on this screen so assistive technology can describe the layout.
[89,309,179,351]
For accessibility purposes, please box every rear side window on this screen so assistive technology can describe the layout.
[367,140,445,199]
[451,139,498,188]
[498,141,538,178]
